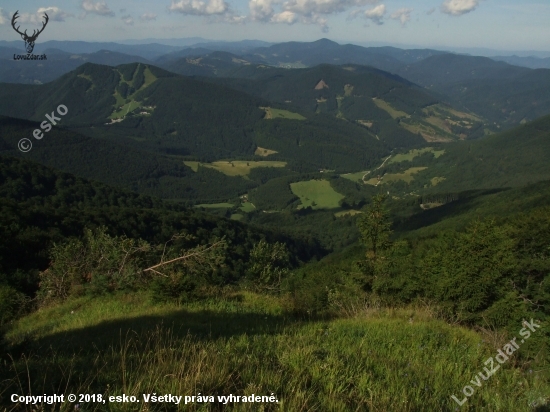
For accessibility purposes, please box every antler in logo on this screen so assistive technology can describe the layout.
[11,11,49,54]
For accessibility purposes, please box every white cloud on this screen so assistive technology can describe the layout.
[249,0,276,22]
[121,14,134,25]
[140,12,157,22]
[363,4,385,24]
[281,0,378,17]
[81,0,115,17]
[223,14,248,23]
[169,0,230,16]
[441,0,480,16]
[271,10,298,24]
[38,7,74,22]
[390,7,412,26]
[0,8,9,25]
[12,7,74,25]
[249,0,377,31]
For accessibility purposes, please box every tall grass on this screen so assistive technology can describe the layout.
[1,292,548,411]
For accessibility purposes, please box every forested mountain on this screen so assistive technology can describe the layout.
[0,116,257,201]
[396,54,550,126]
[0,62,408,174]
[396,54,530,87]
[240,38,446,72]
[4,38,549,132]
[154,47,215,64]
[211,64,486,142]
[492,55,550,69]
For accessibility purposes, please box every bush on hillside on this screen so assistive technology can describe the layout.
[38,227,151,306]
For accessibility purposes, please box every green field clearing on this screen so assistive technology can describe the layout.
[194,203,234,209]
[424,103,481,122]
[334,210,363,217]
[400,121,453,143]
[372,98,409,119]
[239,202,256,213]
[183,161,200,172]
[77,74,92,81]
[344,84,354,97]
[424,116,453,133]
[261,107,306,120]
[185,161,287,177]
[109,66,158,119]
[110,100,141,119]
[366,167,428,185]
[141,67,157,89]
[255,147,278,157]
[230,213,244,221]
[112,89,126,108]
[341,171,369,183]
[389,148,446,164]
[291,179,345,210]
[431,176,446,186]
[77,73,95,91]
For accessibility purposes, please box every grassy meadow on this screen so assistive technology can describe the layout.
[341,171,370,183]
[389,148,446,164]
[365,167,428,186]
[290,179,345,210]
[372,99,410,119]
[184,161,287,177]
[254,147,278,157]
[1,291,547,411]
[195,203,234,209]
[261,107,306,120]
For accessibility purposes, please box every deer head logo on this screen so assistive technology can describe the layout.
[11,11,49,54]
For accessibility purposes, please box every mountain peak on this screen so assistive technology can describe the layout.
[313,38,340,47]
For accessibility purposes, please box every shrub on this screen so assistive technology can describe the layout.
[0,283,28,326]
[38,227,151,305]
[247,240,291,290]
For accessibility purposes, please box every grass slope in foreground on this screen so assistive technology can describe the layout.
[3,292,547,411]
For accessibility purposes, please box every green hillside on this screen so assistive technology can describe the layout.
[0,116,257,201]
[212,64,486,144]
[397,54,550,127]
[354,114,550,201]
[0,63,395,173]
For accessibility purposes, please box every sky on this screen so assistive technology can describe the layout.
[0,0,549,52]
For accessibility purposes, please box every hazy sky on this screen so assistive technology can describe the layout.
[0,0,549,51]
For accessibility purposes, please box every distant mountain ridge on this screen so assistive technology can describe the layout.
[491,55,550,69]
[395,53,550,126]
